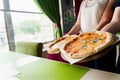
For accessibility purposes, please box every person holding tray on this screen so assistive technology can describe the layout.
[48,0,116,72]
[101,0,120,73]
[67,0,116,72]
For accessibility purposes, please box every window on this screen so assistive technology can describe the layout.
[0,0,3,9]
[9,0,41,13]
[0,12,9,51]
[0,0,55,51]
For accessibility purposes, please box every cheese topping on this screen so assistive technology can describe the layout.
[65,32,107,54]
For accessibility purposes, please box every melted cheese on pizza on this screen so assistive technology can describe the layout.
[65,32,107,54]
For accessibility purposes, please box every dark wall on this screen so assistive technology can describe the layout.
[60,0,76,34]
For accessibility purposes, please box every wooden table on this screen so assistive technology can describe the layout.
[0,51,120,80]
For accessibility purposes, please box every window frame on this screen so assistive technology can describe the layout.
[1,0,55,51]
[3,0,15,51]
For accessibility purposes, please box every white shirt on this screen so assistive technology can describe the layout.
[80,0,108,33]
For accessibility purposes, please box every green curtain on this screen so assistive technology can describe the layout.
[34,0,62,39]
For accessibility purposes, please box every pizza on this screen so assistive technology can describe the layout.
[62,31,114,59]
[47,35,77,53]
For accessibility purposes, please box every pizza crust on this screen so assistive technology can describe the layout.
[47,35,77,54]
[94,31,114,53]
[71,50,96,59]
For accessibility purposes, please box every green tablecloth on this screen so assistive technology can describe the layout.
[0,51,89,80]
[17,58,89,80]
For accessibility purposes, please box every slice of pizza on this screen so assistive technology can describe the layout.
[47,35,77,53]
[62,31,114,59]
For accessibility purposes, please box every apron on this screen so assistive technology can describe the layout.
[80,0,108,33]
